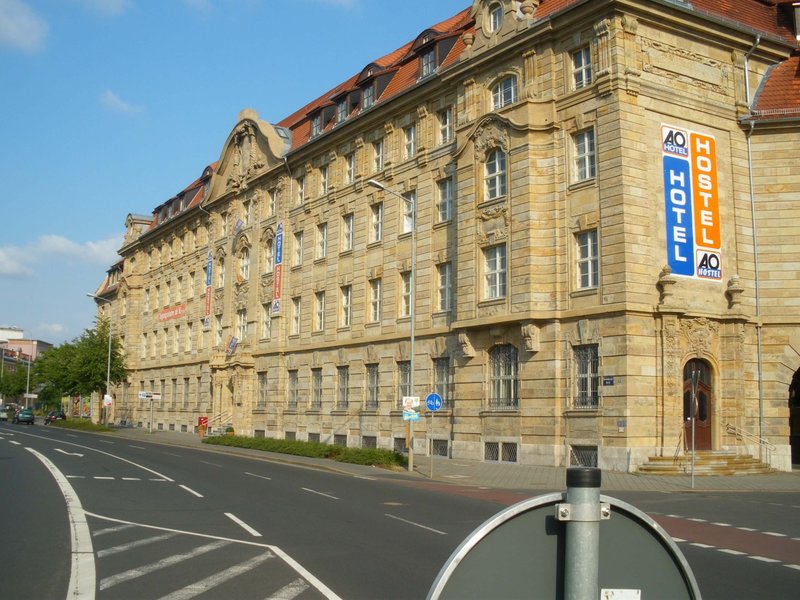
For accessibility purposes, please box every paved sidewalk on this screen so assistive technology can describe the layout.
[106,427,800,494]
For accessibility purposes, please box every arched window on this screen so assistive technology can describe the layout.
[492,75,517,110]
[488,3,503,32]
[264,238,274,273]
[485,148,507,199]
[217,257,225,288]
[489,344,518,408]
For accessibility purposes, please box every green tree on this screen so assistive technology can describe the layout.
[0,359,28,401]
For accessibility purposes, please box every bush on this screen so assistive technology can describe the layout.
[51,419,113,432]
[203,435,406,469]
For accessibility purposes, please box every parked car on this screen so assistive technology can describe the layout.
[13,408,35,425]
[44,410,66,425]
[0,407,8,421]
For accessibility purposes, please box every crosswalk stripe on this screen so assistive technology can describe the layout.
[97,533,177,558]
[157,552,275,600]
[100,540,230,590]
[94,524,135,537]
[267,578,310,600]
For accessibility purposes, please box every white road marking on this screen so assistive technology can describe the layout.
[225,512,262,537]
[158,552,275,600]
[267,578,310,600]
[353,475,377,481]
[385,513,447,535]
[718,549,746,556]
[98,440,114,444]
[689,543,715,549]
[94,476,115,480]
[763,532,786,537]
[711,522,731,527]
[93,524,135,537]
[129,445,146,450]
[67,475,86,479]
[179,484,203,498]
[97,533,176,558]
[163,452,181,457]
[672,537,686,543]
[149,478,169,482]
[687,518,707,523]
[85,511,344,600]
[55,448,84,457]
[100,540,230,590]
[200,460,223,468]
[737,527,758,532]
[750,556,780,563]
[785,565,800,571]
[302,487,339,500]
[9,440,21,445]
[121,477,140,481]
[245,472,272,481]
[26,448,95,600]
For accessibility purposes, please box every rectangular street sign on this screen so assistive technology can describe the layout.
[24,393,38,399]
[138,391,151,400]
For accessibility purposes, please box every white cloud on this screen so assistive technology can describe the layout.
[76,0,132,17]
[37,322,65,336]
[0,234,122,278]
[0,0,48,54]
[101,89,143,114]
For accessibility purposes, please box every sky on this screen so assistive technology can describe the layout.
[0,0,470,346]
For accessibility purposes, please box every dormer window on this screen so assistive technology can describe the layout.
[336,99,348,124]
[421,49,436,78]
[310,114,322,137]
[489,3,503,32]
[362,85,375,109]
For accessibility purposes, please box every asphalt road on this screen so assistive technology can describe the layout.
[1,422,798,599]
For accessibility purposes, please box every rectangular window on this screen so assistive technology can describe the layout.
[345,152,355,184]
[310,114,321,137]
[437,262,453,312]
[257,372,268,408]
[438,107,453,145]
[400,271,411,318]
[287,370,298,409]
[484,244,507,300]
[217,259,225,288]
[337,99,348,123]
[294,231,304,266]
[173,325,180,354]
[340,285,352,327]
[362,85,374,109]
[171,378,177,406]
[215,315,223,346]
[397,360,411,406]
[296,175,305,205]
[237,308,247,340]
[141,333,147,359]
[186,322,193,352]
[369,278,382,322]
[437,177,453,222]
[434,357,452,408]
[315,291,325,331]
[239,248,250,280]
[337,366,349,409]
[264,239,274,273]
[316,222,327,259]
[572,46,592,89]
[342,212,354,252]
[373,138,384,172]
[311,368,323,410]
[187,272,194,299]
[574,344,599,409]
[243,200,251,226]
[292,297,301,335]
[421,49,435,77]
[183,378,190,407]
[262,304,271,339]
[402,191,415,234]
[268,189,277,216]
[404,124,416,159]
[366,363,379,409]
[371,203,383,242]
[573,129,597,181]
[320,165,329,195]
[576,230,599,289]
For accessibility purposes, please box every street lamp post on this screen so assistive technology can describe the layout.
[367,179,416,473]
[24,342,35,409]
[87,293,113,426]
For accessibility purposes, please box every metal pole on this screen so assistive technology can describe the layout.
[149,398,153,433]
[105,303,113,427]
[560,467,603,600]
[691,368,699,490]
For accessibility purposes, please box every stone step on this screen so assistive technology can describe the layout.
[638,451,774,475]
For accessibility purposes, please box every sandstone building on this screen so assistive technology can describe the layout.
[92,0,800,471]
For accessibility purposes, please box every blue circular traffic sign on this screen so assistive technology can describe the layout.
[426,393,443,411]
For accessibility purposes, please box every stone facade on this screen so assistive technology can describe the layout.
[94,0,800,471]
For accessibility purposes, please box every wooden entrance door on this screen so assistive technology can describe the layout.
[683,359,712,451]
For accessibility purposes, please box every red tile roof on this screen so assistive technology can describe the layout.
[751,53,800,119]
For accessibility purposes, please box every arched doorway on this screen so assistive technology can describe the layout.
[789,369,800,464]
[683,359,712,451]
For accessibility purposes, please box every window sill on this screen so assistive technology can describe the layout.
[480,408,520,415]
[567,178,596,193]
[565,407,602,416]
[570,287,598,298]
[478,297,506,308]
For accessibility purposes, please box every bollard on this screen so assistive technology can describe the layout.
[557,467,609,600]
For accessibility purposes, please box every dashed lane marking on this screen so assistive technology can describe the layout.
[719,549,746,556]
[750,556,780,563]
[179,484,203,498]
[302,487,339,501]
[245,472,272,481]
[763,532,787,537]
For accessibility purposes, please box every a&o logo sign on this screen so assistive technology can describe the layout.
[661,125,722,280]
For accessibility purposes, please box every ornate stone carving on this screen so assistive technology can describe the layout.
[726,274,744,308]
[226,122,265,191]
[459,331,475,358]
[522,323,540,352]
[657,265,677,305]
[641,39,729,94]
[473,117,509,159]
[682,318,719,355]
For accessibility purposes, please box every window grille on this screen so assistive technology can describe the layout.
[334,434,347,447]
[574,344,599,409]
[432,439,449,457]
[570,445,598,467]
[366,364,379,409]
[394,437,407,453]
[311,368,322,410]
[285,431,296,441]
[362,435,377,449]
[485,441,518,462]
[489,344,518,408]
[308,433,321,443]
[254,430,265,438]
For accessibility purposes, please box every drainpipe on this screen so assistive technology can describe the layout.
[743,34,764,462]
